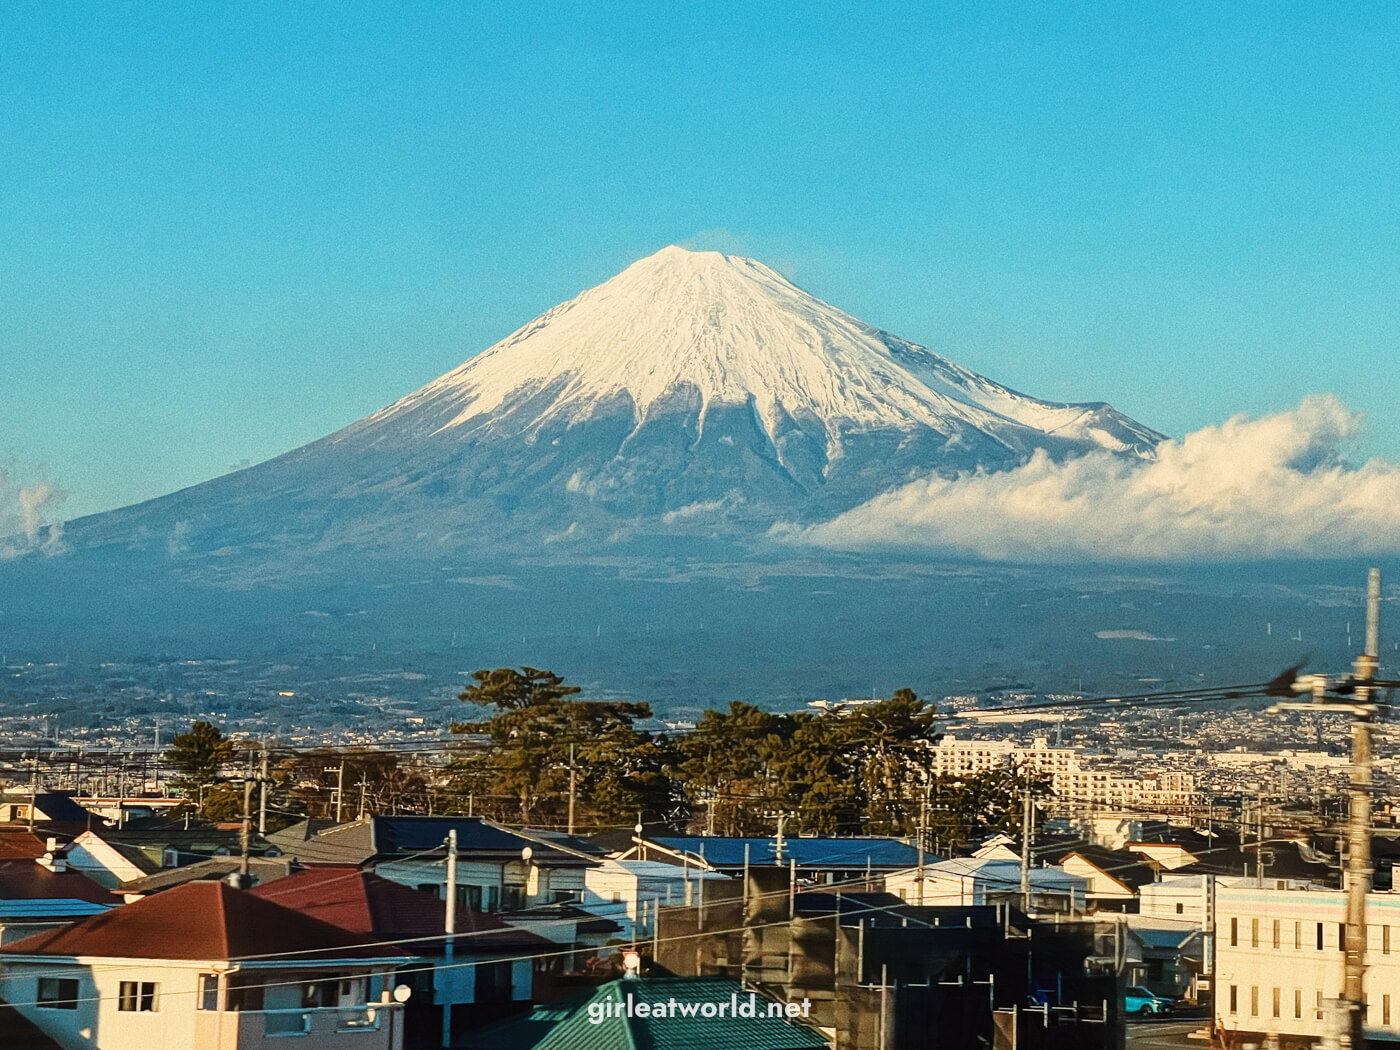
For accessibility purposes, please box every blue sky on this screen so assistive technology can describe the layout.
[2,3,1398,519]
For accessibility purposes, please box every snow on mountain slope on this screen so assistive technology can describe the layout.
[61,246,1165,562]
[361,245,1160,469]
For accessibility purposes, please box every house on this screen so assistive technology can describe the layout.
[1056,845,1159,912]
[884,857,1087,913]
[251,866,553,1036]
[1213,883,1400,1045]
[1139,872,1218,924]
[367,817,600,913]
[581,858,732,942]
[263,818,373,865]
[120,856,301,898]
[0,859,118,947]
[0,794,95,827]
[59,830,161,889]
[266,816,602,914]
[468,976,829,1050]
[633,835,921,883]
[1128,839,1200,871]
[60,827,273,890]
[0,880,414,1050]
[1122,918,1205,1000]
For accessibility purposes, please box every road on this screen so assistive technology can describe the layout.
[1126,1019,1207,1049]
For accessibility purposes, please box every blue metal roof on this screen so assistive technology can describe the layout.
[652,836,920,869]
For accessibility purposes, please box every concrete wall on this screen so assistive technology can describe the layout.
[1216,885,1400,1043]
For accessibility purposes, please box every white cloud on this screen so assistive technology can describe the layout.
[782,396,1400,562]
[0,470,67,560]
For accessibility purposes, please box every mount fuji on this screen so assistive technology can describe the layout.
[4,247,1347,719]
[64,245,1161,568]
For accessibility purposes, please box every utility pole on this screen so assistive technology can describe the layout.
[442,829,457,1049]
[567,743,578,837]
[357,772,370,821]
[1342,568,1381,1048]
[325,761,346,822]
[257,744,269,836]
[916,789,929,906]
[1020,781,1034,913]
[1255,795,1265,885]
[237,777,255,887]
[1269,568,1382,1049]
[26,750,39,831]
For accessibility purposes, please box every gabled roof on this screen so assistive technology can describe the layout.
[120,857,299,894]
[249,867,553,952]
[1059,845,1159,892]
[911,857,1086,891]
[471,977,829,1050]
[264,820,374,865]
[0,828,48,860]
[29,795,95,824]
[0,881,409,963]
[650,836,919,870]
[370,817,596,867]
[520,828,611,857]
[0,861,117,905]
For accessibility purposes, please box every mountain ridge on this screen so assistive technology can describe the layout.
[56,245,1163,566]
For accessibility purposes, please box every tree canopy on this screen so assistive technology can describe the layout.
[166,720,236,813]
[450,667,677,827]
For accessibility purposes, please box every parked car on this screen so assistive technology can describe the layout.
[1124,986,1175,1016]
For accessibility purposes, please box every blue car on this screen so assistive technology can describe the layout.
[1124,986,1175,1016]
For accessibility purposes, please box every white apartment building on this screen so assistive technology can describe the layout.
[930,736,1204,815]
[1216,884,1400,1045]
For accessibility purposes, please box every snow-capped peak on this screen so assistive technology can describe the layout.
[365,245,1160,473]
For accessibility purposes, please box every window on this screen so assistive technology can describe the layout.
[1318,922,1325,950]
[1295,920,1302,950]
[1386,994,1392,1026]
[1341,923,1347,951]
[415,883,438,897]
[118,982,158,1013]
[1230,917,1239,947]
[1295,988,1302,1019]
[1386,926,1392,955]
[1175,902,1184,914]
[198,974,219,1012]
[1229,985,1238,1014]
[1272,987,1280,1018]
[37,978,79,1010]
[1251,987,1259,1016]
[1273,919,1281,949]
[1251,918,1259,948]
[301,977,341,1009]
[1317,990,1325,1020]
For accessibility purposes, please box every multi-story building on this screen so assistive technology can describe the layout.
[1215,883,1400,1045]
[930,736,1206,816]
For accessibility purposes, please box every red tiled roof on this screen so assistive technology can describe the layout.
[1,880,409,962]
[0,861,117,904]
[250,866,553,952]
